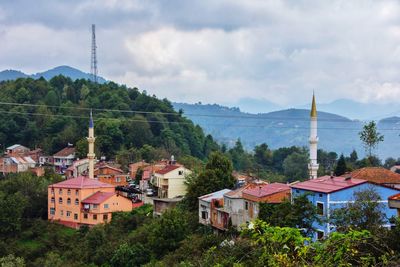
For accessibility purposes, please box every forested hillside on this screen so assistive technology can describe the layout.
[0,77,218,160]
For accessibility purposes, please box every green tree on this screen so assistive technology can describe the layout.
[334,154,347,176]
[185,152,235,210]
[0,254,26,267]
[254,143,272,168]
[283,152,308,182]
[330,188,386,233]
[359,121,384,157]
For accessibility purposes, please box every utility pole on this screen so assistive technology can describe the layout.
[90,24,98,83]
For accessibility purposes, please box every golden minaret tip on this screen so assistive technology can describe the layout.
[310,93,317,118]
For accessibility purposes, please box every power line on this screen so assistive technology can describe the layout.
[0,101,383,123]
[1,109,400,131]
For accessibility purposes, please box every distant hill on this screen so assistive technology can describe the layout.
[173,102,400,159]
[0,65,107,83]
[298,98,400,120]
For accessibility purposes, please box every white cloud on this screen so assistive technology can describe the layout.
[2,0,400,108]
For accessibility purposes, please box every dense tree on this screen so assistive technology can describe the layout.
[359,121,384,157]
[185,151,235,209]
[283,152,309,182]
[330,188,386,233]
[254,143,272,167]
[334,154,347,176]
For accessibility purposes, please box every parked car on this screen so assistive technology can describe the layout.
[146,189,154,196]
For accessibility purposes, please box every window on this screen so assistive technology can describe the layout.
[75,190,79,196]
[178,170,183,175]
[60,210,63,216]
[116,177,121,182]
[74,213,78,220]
[317,202,324,216]
[66,211,71,217]
[59,189,63,194]
[93,214,97,220]
[317,230,324,240]
[67,198,71,205]
[59,197,63,204]
[104,204,109,209]
[51,197,55,203]
[103,214,108,221]
[75,198,79,205]
[295,190,299,193]
[67,189,71,195]
[245,201,249,210]
[51,188,54,195]
[93,204,99,209]
[83,213,88,219]
[50,208,55,215]
[319,193,323,198]
[201,211,208,220]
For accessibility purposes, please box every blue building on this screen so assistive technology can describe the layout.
[291,175,400,240]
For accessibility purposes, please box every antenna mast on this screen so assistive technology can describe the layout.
[90,24,98,83]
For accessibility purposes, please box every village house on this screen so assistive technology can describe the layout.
[65,158,90,179]
[5,144,30,155]
[129,161,150,180]
[198,189,231,230]
[241,183,291,222]
[291,175,400,240]
[348,167,400,189]
[53,146,75,174]
[0,144,44,175]
[151,159,191,199]
[94,162,129,186]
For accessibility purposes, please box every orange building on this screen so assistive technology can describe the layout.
[95,163,129,186]
[48,176,133,228]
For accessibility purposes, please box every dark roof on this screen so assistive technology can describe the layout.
[349,167,400,184]
[82,191,114,204]
[291,176,367,193]
[54,147,75,157]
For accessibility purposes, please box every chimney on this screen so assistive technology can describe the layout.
[330,171,334,179]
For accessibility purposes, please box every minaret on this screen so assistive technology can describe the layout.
[87,110,96,179]
[308,93,319,179]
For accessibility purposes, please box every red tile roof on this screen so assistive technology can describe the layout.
[54,147,75,157]
[389,193,400,201]
[291,176,367,193]
[49,176,114,189]
[82,191,114,204]
[349,167,400,184]
[243,183,290,198]
[224,181,268,198]
[155,164,181,175]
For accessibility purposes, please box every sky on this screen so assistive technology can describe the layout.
[1,0,400,110]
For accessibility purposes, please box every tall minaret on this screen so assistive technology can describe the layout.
[87,110,96,179]
[308,93,319,179]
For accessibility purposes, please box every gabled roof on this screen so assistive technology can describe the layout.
[82,191,114,204]
[94,164,124,174]
[49,176,114,189]
[224,181,268,199]
[199,189,232,202]
[291,176,367,193]
[54,147,75,157]
[243,183,290,198]
[155,164,181,175]
[349,167,400,184]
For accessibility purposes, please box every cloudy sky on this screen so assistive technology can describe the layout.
[1,0,400,111]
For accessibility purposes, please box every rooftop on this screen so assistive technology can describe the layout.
[82,191,114,204]
[199,189,232,202]
[224,181,267,199]
[291,176,367,193]
[243,183,290,198]
[349,167,400,184]
[49,176,114,189]
[6,144,26,150]
[54,147,75,157]
[155,164,181,175]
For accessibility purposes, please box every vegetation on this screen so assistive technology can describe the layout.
[0,77,219,162]
[359,121,384,157]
